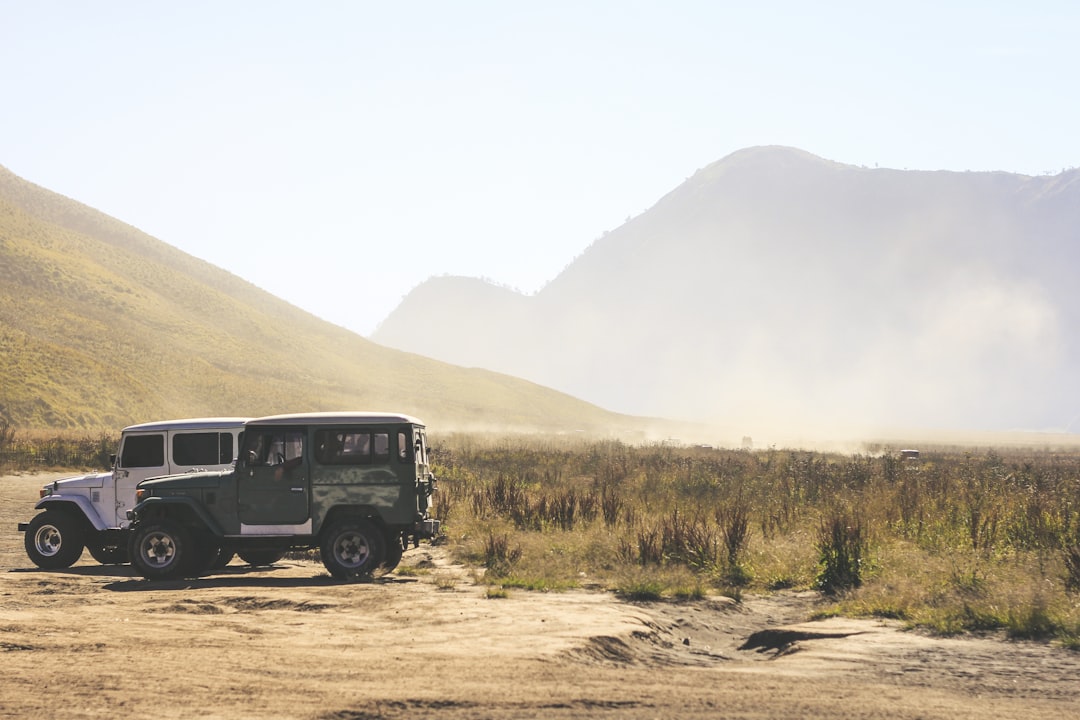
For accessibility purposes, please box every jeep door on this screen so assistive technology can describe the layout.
[237,427,310,525]
[114,431,167,526]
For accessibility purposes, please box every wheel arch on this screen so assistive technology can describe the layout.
[318,504,387,539]
[133,497,224,538]
[34,496,107,532]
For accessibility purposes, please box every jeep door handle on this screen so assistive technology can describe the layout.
[290,487,305,493]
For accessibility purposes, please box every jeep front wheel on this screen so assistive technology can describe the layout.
[24,510,85,569]
[130,521,191,580]
[187,539,226,577]
[320,519,385,580]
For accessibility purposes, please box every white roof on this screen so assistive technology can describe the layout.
[122,417,251,433]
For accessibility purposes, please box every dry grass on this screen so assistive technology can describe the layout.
[0,422,116,471]
[431,437,1080,646]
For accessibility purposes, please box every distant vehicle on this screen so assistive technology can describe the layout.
[18,418,248,569]
[126,412,440,580]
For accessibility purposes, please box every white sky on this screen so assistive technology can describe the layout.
[3,2,1078,336]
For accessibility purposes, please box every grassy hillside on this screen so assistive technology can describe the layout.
[0,164,641,435]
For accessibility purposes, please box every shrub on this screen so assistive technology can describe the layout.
[482,532,522,578]
[615,579,665,601]
[1065,541,1080,593]
[717,501,751,567]
[815,512,866,594]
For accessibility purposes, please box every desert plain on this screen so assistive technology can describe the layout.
[2,472,1079,719]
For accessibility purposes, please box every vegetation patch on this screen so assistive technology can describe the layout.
[428,436,1080,645]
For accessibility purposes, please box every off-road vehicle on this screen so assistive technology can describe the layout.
[126,412,439,580]
[18,417,248,568]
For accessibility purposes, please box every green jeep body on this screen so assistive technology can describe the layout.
[126,412,439,580]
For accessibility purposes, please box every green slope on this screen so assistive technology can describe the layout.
[0,164,638,434]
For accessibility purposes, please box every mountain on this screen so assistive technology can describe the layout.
[0,164,644,436]
[373,146,1080,437]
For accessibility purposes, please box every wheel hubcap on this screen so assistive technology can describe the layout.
[145,534,176,567]
[335,532,370,567]
[34,526,62,557]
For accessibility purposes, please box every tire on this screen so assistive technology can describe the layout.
[129,520,192,580]
[382,534,404,573]
[88,543,130,565]
[319,519,386,580]
[187,539,225,577]
[24,510,85,569]
[238,549,286,566]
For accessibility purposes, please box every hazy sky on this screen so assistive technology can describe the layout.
[3,2,1077,336]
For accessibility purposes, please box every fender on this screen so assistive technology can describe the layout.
[34,495,110,532]
[131,496,225,537]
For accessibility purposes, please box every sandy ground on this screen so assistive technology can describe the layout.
[3,472,1079,720]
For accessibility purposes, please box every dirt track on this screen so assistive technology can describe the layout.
[3,472,1079,719]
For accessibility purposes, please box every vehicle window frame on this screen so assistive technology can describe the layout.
[314,428,394,466]
[172,431,234,467]
[119,433,166,469]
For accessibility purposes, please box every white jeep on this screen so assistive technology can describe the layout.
[18,417,248,568]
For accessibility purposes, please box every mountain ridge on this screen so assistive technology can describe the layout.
[373,146,1080,436]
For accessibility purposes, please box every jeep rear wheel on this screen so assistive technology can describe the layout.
[24,510,85,569]
[382,534,404,573]
[320,519,385,579]
[130,521,191,580]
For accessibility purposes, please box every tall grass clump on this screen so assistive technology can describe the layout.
[482,531,522,578]
[814,511,867,594]
[716,501,752,585]
[1065,530,1080,593]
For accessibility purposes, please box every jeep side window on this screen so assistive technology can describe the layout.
[315,430,342,464]
[172,432,234,466]
[245,433,267,466]
[120,434,165,468]
[314,430,390,465]
[343,432,371,459]
[373,433,389,460]
[220,433,235,464]
[246,430,303,466]
[414,431,428,465]
[397,431,411,461]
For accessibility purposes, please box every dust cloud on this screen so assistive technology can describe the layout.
[372,148,1080,443]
